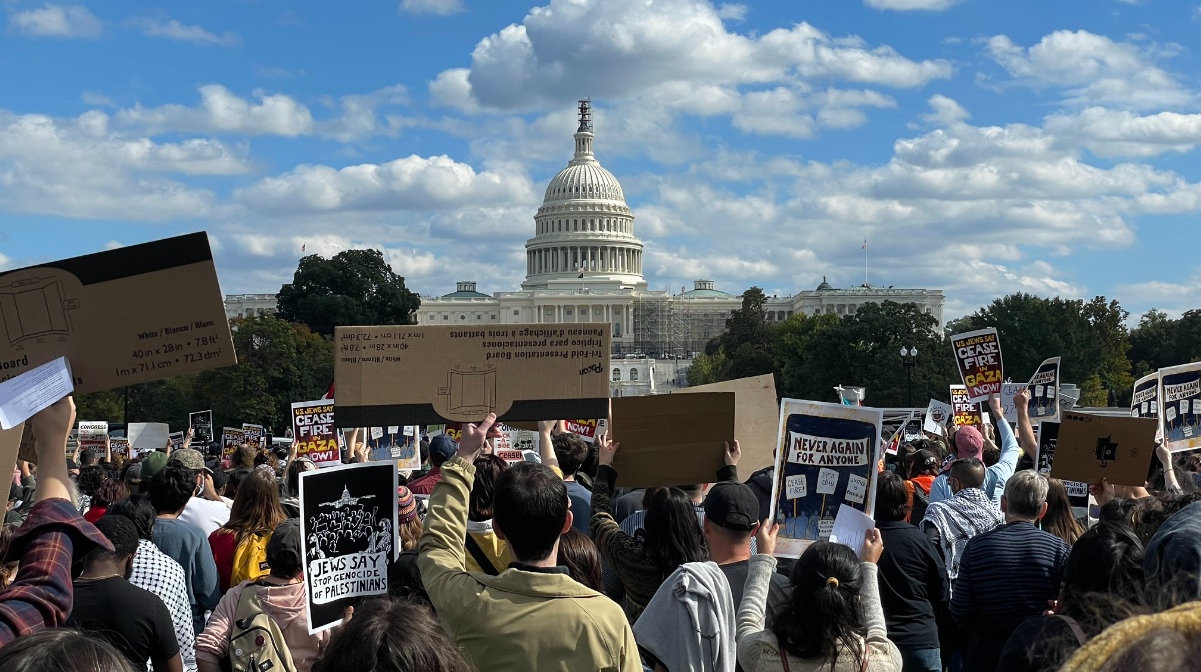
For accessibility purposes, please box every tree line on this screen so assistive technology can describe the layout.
[688,288,1201,409]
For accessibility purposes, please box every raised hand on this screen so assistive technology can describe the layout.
[458,413,497,461]
[596,432,620,467]
[724,440,742,467]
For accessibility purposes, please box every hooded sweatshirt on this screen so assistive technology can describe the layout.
[1144,500,1201,602]
[194,580,330,672]
[634,561,737,672]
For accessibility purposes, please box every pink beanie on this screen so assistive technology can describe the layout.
[954,425,984,461]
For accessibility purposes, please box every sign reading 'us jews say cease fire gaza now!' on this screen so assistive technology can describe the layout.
[950,328,1004,403]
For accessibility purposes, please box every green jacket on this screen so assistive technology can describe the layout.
[419,456,642,672]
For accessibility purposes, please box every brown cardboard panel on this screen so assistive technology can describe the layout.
[1049,411,1159,487]
[677,374,778,474]
[0,423,22,483]
[0,233,236,394]
[609,392,735,487]
[334,324,611,427]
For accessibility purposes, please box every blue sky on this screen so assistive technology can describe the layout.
[2,0,1200,320]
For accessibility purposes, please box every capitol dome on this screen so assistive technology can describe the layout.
[523,99,645,290]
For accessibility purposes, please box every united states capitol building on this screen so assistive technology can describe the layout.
[415,100,945,364]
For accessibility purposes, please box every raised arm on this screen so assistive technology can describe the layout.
[736,522,779,670]
[1012,389,1038,460]
[538,421,560,472]
[987,394,1020,479]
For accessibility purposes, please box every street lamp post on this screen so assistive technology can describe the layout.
[900,346,918,407]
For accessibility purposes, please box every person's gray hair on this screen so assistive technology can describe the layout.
[1004,470,1049,519]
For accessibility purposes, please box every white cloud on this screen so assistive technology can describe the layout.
[0,110,247,220]
[431,0,951,112]
[716,3,748,20]
[10,4,101,37]
[316,85,409,142]
[864,0,963,10]
[136,18,239,46]
[399,0,464,16]
[921,94,970,125]
[234,155,534,215]
[985,30,1192,110]
[116,84,314,137]
[81,91,113,106]
[1044,107,1201,158]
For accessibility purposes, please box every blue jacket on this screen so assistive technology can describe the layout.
[928,416,1020,509]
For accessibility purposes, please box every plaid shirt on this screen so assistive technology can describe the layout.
[132,539,198,672]
[0,498,112,645]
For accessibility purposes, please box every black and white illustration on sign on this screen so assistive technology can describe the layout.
[0,277,80,345]
[299,461,398,634]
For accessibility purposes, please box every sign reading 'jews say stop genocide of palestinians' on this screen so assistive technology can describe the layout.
[292,400,342,468]
[333,325,611,428]
[299,461,398,634]
[950,328,1004,403]
[769,399,882,559]
[1160,362,1201,453]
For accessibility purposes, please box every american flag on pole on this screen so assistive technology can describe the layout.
[862,238,867,250]
[302,243,307,254]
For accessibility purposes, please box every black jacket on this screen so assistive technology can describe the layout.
[875,520,949,651]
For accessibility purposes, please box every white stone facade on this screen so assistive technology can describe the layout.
[225,294,279,320]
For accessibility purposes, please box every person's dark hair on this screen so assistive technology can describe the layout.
[283,458,312,498]
[91,479,127,510]
[1059,522,1146,635]
[210,468,229,494]
[557,528,603,591]
[773,541,867,668]
[92,515,140,561]
[950,458,986,490]
[1100,498,1139,530]
[641,486,665,509]
[0,628,137,672]
[1042,478,1084,545]
[675,484,704,499]
[493,463,568,562]
[106,494,157,541]
[0,524,17,589]
[1092,626,1201,672]
[148,464,195,515]
[551,434,590,477]
[79,448,97,467]
[1131,491,1201,544]
[874,471,909,523]
[469,455,508,522]
[314,597,473,672]
[640,487,709,579]
[76,465,106,497]
[982,445,1000,468]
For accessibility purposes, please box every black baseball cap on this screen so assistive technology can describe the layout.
[703,481,760,532]
[267,519,303,576]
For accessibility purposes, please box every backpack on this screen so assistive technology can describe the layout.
[227,580,296,672]
[230,530,273,589]
[905,480,930,524]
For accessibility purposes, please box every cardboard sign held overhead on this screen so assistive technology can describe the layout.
[1159,362,1201,453]
[950,328,1004,402]
[128,423,170,453]
[333,325,610,428]
[292,400,341,468]
[1131,372,1159,421]
[1026,357,1061,422]
[1049,411,1159,487]
[950,385,981,427]
[609,392,735,487]
[677,373,778,474]
[0,233,236,395]
[923,399,953,435]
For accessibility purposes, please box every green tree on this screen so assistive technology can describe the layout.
[277,249,421,336]
[686,350,729,386]
[710,287,776,381]
[1129,309,1177,376]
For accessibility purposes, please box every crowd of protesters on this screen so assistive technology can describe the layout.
[3,386,1201,672]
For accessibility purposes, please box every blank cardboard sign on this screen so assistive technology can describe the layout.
[334,325,611,427]
[609,392,735,487]
[677,374,778,475]
[1049,411,1159,487]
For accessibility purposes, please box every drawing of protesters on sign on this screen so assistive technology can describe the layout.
[299,461,398,634]
[769,399,882,558]
[1131,372,1160,420]
[1026,357,1061,422]
[1160,362,1201,452]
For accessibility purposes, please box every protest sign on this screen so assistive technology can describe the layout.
[401,426,413,437]
[564,419,599,441]
[369,427,384,441]
[333,324,610,427]
[678,373,779,474]
[292,400,341,468]
[769,399,882,558]
[1038,420,1109,509]
[829,504,875,560]
[0,424,22,482]
[1159,362,1201,453]
[999,384,1026,424]
[1049,411,1158,487]
[76,420,108,453]
[950,385,981,426]
[1026,357,1061,422]
[189,410,213,445]
[950,328,1003,402]
[1131,372,1160,421]
[299,461,397,634]
[923,399,953,436]
[242,423,265,448]
[108,437,129,458]
[610,392,735,487]
[0,233,235,395]
[168,432,185,451]
[128,422,169,453]
[222,427,245,466]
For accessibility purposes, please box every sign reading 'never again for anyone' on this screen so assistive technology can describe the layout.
[333,325,611,427]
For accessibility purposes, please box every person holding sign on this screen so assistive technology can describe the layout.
[736,520,900,671]
[929,393,1027,508]
[417,414,640,672]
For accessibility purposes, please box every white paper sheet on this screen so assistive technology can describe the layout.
[0,357,74,430]
[829,504,876,560]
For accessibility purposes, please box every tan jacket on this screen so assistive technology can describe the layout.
[419,456,641,672]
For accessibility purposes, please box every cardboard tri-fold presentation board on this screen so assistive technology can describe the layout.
[1049,411,1159,487]
[678,373,778,474]
[333,325,611,427]
[609,392,736,487]
[0,232,236,394]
